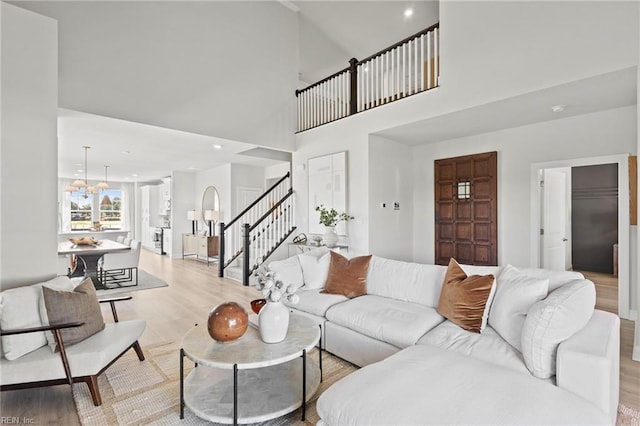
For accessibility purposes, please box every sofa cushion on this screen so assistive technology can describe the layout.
[521,280,596,379]
[516,268,584,292]
[0,319,145,385]
[417,320,529,375]
[436,258,495,333]
[268,256,304,289]
[42,277,105,351]
[298,251,331,290]
[316,344,610,426]
[366,256,446,307]
[284,289,348,317]
[0,276,74,361]
[323,252,371,298]
[326,295,444,348]
[489,264,549,351]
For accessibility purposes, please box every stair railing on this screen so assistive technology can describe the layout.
[296,23,439,132]
[218,172,294,284]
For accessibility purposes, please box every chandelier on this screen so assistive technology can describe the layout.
[65,146,109,199]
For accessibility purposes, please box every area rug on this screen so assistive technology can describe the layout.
[72,341,356,425]
[96,269,168,296]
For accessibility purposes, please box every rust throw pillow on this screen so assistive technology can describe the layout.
[42,277,105,351]
[436,258,495,333]
[322,251,372,298]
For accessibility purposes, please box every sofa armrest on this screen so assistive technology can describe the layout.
[98,296,132,323]
[556,309,619,424]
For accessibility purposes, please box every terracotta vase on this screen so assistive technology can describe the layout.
[207,302,248,343]
[250,298,267,314]
[258,301,289,343]
[322,226,339,248]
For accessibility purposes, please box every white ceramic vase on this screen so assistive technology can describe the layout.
[322,226,339,248]
[258,301,290,343]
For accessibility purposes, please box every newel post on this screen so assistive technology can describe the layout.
[242,223,251,286]
[218,222,225,278]
[349,57,358,115]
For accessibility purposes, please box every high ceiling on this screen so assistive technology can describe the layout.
[11,0,439,182]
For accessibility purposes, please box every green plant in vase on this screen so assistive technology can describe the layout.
[315,205,354,247]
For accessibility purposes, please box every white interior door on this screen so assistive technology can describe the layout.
[542,169,568,270]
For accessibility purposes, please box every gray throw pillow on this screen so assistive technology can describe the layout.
[42,277,105,351]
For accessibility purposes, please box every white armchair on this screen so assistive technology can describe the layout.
[99,240,141,287]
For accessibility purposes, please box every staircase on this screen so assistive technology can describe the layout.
[218,172,296,285]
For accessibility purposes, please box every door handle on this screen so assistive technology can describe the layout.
[562,238,568,242]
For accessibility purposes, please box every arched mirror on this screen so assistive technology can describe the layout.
[201,186,220,235]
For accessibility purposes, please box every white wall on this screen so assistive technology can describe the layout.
[441,1,638,107]
[265,163,291,182]
[1,4,58,289]
[412,106,637,266]
[169,171,196,258]
[369,135,414,261]
[294,122,370,254]
[635,3,640,360]
[16,1,299,151]
[230,164,265,217]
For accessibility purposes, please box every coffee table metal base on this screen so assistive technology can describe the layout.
[181,352,320,424]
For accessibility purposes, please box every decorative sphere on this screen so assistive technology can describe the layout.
[207,302,248,342]
[250,298,267,314]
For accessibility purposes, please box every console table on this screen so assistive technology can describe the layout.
[182,234,218,265]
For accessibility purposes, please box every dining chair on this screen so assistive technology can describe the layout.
[99,240,141,287]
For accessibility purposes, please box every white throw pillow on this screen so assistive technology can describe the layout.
[0,276,73,360]
[521,280,595,379]
[298,252,331,290]
[268,257,304,290]
[489,265,549,351]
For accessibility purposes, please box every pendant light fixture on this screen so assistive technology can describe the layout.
[65,146,97,199]
[97,165,109,190]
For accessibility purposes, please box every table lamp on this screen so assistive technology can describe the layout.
[204,210,219,236]
[187,210,200,234]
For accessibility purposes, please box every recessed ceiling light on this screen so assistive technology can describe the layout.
[124,177,130,180]
[551,105,566,113]
[132,173,138,177]
[187,167,198,170]
[77,169,83,173]
[121,150,131,155]
[404,8,414,18]
[213,144,223,149]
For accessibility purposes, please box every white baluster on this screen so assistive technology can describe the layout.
[420,34,425,91]
[402,43,406,97]
[434,27,439,86]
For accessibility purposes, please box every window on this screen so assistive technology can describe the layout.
[99,189,122,230]
[70,194,92,230]
[69,189,123,230]
[457,181,471,200]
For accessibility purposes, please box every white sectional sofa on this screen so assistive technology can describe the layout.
[271,250,620,425]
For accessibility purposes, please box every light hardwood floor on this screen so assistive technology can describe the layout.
[2,254,639,424]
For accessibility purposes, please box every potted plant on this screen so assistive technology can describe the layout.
[315,205,354,247]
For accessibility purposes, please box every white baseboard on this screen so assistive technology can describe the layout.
[634,344,640,362]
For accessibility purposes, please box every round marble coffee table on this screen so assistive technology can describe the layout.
[179,313,321,425]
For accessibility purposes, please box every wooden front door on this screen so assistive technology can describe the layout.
[435,151,498,266]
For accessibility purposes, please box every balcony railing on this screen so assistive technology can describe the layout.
[296,23,439,132]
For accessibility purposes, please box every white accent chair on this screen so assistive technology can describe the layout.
[99,240,141,287]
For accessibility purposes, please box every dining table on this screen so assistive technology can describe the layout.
[57,239,131,290]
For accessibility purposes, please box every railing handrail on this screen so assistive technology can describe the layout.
[296,66,351,96]
[357,22,439,65]
[223,172,290,230]
[249,189,294,232]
